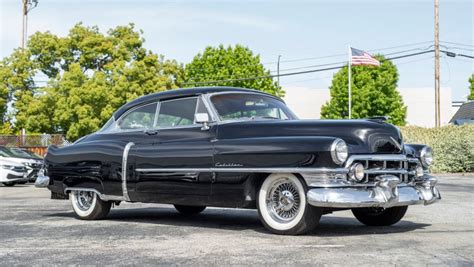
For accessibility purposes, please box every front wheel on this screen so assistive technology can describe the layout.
[257,173,322,235]
[70,191,112,220]
[2,182,15,187]
[352,206,408,226]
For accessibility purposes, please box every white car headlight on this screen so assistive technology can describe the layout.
[420,146,433,167]
[331,139,348,165]
[0,165,16,170]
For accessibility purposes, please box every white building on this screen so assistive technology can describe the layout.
[284,86,453,127]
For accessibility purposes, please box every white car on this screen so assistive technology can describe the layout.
[0,158,28,186]
[0,146,43,183]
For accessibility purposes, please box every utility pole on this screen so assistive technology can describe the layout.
[434,0,440,127]
[277,55,282,87]
[21,0,39,49]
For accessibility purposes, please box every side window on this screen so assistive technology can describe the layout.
[156,98,198,128]
[117,103,157,130]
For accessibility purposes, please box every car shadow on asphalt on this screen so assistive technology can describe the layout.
[45,206,431,236]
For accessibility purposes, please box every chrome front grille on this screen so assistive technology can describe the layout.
[362,159,408,182]
[346,155,419,183]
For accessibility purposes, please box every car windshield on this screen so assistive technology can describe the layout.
[0,147,15,157]
[19,149,43,159]
[5,148,32,159]
[210,93,297,121]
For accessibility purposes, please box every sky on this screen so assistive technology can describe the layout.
[1,0,473,100]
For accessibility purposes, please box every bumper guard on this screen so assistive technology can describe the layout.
[34,169,50,188]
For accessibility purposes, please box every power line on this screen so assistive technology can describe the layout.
[440,41,474,48]
[187,44,435,76]
[186,41,435,71]
[273,46,435,73]
[183,50,438,86]
[441,46,474,52]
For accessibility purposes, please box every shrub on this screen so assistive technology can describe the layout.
[401,125,474,173]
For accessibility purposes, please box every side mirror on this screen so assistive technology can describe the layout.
[195,113,211,130]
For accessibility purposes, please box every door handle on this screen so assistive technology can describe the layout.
[144,129,158,135]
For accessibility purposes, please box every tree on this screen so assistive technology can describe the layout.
[469,74,474,100]
[0,23,184,141]
[0,49,36,134]
[321,55,407,125]
[184,44,283,97]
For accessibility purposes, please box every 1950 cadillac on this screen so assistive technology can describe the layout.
[36,87,441,235]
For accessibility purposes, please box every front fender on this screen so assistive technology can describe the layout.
[213,136,341,168]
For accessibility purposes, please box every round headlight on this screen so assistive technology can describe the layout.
[420,146,433,167]
[331,139,348,165]
[349,163,365,182]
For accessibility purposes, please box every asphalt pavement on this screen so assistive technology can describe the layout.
[0,175,473,265]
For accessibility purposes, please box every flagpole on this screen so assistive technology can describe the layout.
[348,45,352,119]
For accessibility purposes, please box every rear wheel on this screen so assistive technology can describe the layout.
[174,205,206,215]
[352,206,408,226]
[70,191,112,220]
[257,173,322,235]
[2,182,15,187]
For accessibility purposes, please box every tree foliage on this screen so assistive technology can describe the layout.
[184,44,283,97]
[469,74,474,100]
[0,23,184,141]
[321,55,407,125]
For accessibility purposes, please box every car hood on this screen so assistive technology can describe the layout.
[0,157,39,165]
[216,119,404,154]
[0,158,26,167]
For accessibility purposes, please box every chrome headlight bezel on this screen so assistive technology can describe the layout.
[331,139,348,165]
[349,162,365,182]
[420,146,433,167]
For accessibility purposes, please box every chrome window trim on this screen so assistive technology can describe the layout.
[153,101,161,128]
[200,94,219,122]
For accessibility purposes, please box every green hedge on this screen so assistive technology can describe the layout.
[401,125,474,173]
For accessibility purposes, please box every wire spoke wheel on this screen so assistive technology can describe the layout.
[74,191,95,211]
[70,190,112,220]
[257,173,322,235]
[267,179,301,223]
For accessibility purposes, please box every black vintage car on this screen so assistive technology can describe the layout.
[36,87,441,235]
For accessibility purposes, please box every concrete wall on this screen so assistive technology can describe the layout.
[283,86,453,127]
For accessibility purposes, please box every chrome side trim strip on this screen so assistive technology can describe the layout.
[135,167,349,174]
[122,142,135,201]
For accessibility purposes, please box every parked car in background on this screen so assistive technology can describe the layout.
[36,87,441,235]
[19,148,44,159]
[0,146,43,183]
[0,154,28,186]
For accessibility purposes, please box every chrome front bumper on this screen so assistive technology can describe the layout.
[307,175,441,208]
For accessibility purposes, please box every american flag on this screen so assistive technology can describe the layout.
[350,47,380,66]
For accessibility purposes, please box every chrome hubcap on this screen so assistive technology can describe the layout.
[267,179,301,222]
[74,191,94,211]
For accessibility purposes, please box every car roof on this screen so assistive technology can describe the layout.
[113,86,279,119]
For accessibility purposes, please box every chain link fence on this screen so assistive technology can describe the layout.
[0,134,69,147]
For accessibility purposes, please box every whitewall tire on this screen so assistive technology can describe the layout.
[257,173,322,235]
[70,191,112,220]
